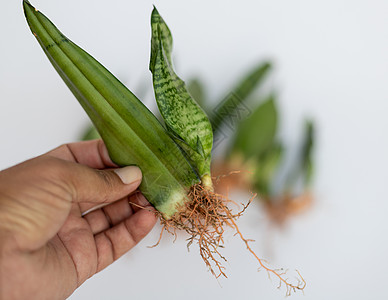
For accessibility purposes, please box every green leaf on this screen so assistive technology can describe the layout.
[301,120,315,187]
[149,7,213,179]
[253,143,283,198]
[23,1,199,218]
[283,119,315,193]
[231,95,278,160]
[149,6,173,72]
[211,62,271,134]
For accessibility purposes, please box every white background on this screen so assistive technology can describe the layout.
[1,0,388,299]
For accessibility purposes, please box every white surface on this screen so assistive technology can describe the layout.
[1,0,388,299]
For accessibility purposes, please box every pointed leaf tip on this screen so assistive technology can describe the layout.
[149,6,173,72]
[22,0,32,10]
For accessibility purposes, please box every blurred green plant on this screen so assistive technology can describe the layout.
[81,124,100,141]
[206,63,315,225]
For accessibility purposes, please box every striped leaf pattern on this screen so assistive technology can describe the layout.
[149,7,213,179]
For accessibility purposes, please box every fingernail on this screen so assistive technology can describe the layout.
[114,166,142,185]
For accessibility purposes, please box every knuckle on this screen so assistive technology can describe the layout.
[96,170,117,193]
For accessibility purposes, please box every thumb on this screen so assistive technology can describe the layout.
[68,164,143,208]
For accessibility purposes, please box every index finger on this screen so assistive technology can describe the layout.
[45,139,117,169]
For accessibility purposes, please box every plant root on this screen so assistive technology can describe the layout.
[151,183,306,295]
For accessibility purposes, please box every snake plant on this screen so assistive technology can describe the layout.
[23,1,213,219]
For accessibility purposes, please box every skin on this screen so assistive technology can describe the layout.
[0,140,157,300]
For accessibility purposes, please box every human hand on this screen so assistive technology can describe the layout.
[0,140,157,300]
